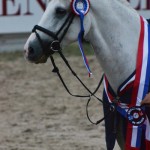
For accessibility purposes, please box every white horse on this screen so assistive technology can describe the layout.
[24,0,150,149]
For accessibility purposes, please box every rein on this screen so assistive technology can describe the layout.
[31,3,146,127]
[31,9,115,125]
[49,49,115,125]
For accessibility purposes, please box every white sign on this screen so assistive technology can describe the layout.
[0,0,150,34]
[0,0,47,33]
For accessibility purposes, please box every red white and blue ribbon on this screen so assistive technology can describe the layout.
[125,16,150,150]
[104,16,150,149]
[71,0,92,77]
[71,0,90,16]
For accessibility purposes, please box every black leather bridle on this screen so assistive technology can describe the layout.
[31,11,115,125]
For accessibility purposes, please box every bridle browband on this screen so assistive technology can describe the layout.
[32,11,116,125]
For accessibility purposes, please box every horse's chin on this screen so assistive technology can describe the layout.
[27,55,49,64]
[35,55,49,64]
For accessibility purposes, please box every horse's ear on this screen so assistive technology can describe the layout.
[71,0,90,16]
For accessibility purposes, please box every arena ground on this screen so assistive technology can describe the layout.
[0,52,120,150]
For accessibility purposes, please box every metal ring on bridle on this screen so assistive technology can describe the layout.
[50,40,61,52]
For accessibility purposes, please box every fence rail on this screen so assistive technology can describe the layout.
[0,33,29,52]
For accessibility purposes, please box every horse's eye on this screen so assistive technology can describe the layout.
[56,7,67,15]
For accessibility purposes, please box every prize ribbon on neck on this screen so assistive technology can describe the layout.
[72,0,92,77]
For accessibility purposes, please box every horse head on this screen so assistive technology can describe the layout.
[24,0,92,63]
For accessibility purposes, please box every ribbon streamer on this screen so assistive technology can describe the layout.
[78,12,92,77]
[72,0,92,77]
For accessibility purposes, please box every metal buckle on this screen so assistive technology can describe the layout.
[50,40,61,52]
[110,105,116,112]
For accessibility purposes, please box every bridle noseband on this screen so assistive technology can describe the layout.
[32,13,75,57]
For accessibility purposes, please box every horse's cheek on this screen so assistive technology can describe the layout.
[84,16,92,35]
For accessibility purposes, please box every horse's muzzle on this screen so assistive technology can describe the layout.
[24,35,50,63]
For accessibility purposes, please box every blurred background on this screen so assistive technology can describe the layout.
[0,1,150,150]
[0,0,48,52]
[0,0,150,52]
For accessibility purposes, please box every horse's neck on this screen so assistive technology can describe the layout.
[86,0,140,93]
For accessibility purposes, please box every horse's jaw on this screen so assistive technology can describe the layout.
[27,55,48,64]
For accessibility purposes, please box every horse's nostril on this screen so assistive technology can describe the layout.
[28,47,35,55]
